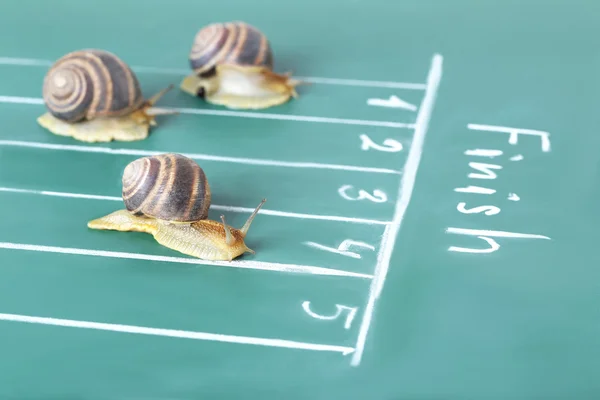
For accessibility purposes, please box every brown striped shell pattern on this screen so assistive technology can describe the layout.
[189,21,274,75]
[42,49,145,123]
[121,153,212,223]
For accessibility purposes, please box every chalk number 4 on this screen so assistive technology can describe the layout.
[302,301,357,330]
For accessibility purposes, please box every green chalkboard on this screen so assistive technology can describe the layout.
[0,0,598,398]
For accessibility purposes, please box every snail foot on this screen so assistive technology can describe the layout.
[87,209,252,261]
[87,209,158,234]
[181,64,303,109]
[37,112,152,143]
[180,74,205,97]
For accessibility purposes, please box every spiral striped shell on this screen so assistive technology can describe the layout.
[189,22,274,75]
[42,49,145,123]
[122,153,211,223]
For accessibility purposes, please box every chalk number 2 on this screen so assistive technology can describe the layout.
[360,134,403,153]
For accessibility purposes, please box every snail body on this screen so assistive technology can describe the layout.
[87,153,265,261]
[180,21,302,109]
[38,49,177,143]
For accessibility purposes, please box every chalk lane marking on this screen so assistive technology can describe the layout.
[0,140,402,175]
[351,54,444,367]
[0,95,415,129]
[0,312,355,355]
[367,95,417,111]
[0,57,427,90]
[0,186,391,226]
[304,239,376,259]
[0,242,374,280]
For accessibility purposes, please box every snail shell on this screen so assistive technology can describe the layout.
[42,49,145,123]
[121,153,211,223]
[189,21,274,76]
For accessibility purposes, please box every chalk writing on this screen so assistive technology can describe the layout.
[302,301,357,329]
[468,124,551,152]
[456,202,500,216]
[449,236,500,254]
[447,123,552,254]
[304,239,375,259]
[338,185,387,203]
[507,193,520,201]
[464,149,503,157]
[468,162,502,179]
[454,186,496,195]
[359,134,403,152]
[447,228,550,254]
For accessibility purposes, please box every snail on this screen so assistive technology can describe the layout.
[87,153,266,261]
[37,49,177,143]
[179,21,303,109]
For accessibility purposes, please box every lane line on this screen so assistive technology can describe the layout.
[0,95,415,129]
[0,186,391,226]
[168,106,416,129]
[0,57,427,90]
[0,312,355,355]
[0,242,374,280]
[351,54,444,367]
[0,140,402,175]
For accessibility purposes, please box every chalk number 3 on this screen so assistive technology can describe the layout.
[339,185,387,203]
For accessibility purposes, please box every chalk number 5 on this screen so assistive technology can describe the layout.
[302,301,357,329]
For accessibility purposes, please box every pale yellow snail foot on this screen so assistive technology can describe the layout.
[87,199,267,262]
[179,74,203,97]
[37,85,177,143]
[181,64,304,110]
[87,209,159,234]
[37,112,152,143]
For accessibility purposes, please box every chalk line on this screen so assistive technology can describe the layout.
[0,95,415,129]
[0,186,390,226]
[351,54,443,366]
[0,140,401,175]
[0,57,426,90]
[0,312,355,355]
[446,227,550,240]
[464,149,503,157]
[454,186,496,195]
[0,242,374,280]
